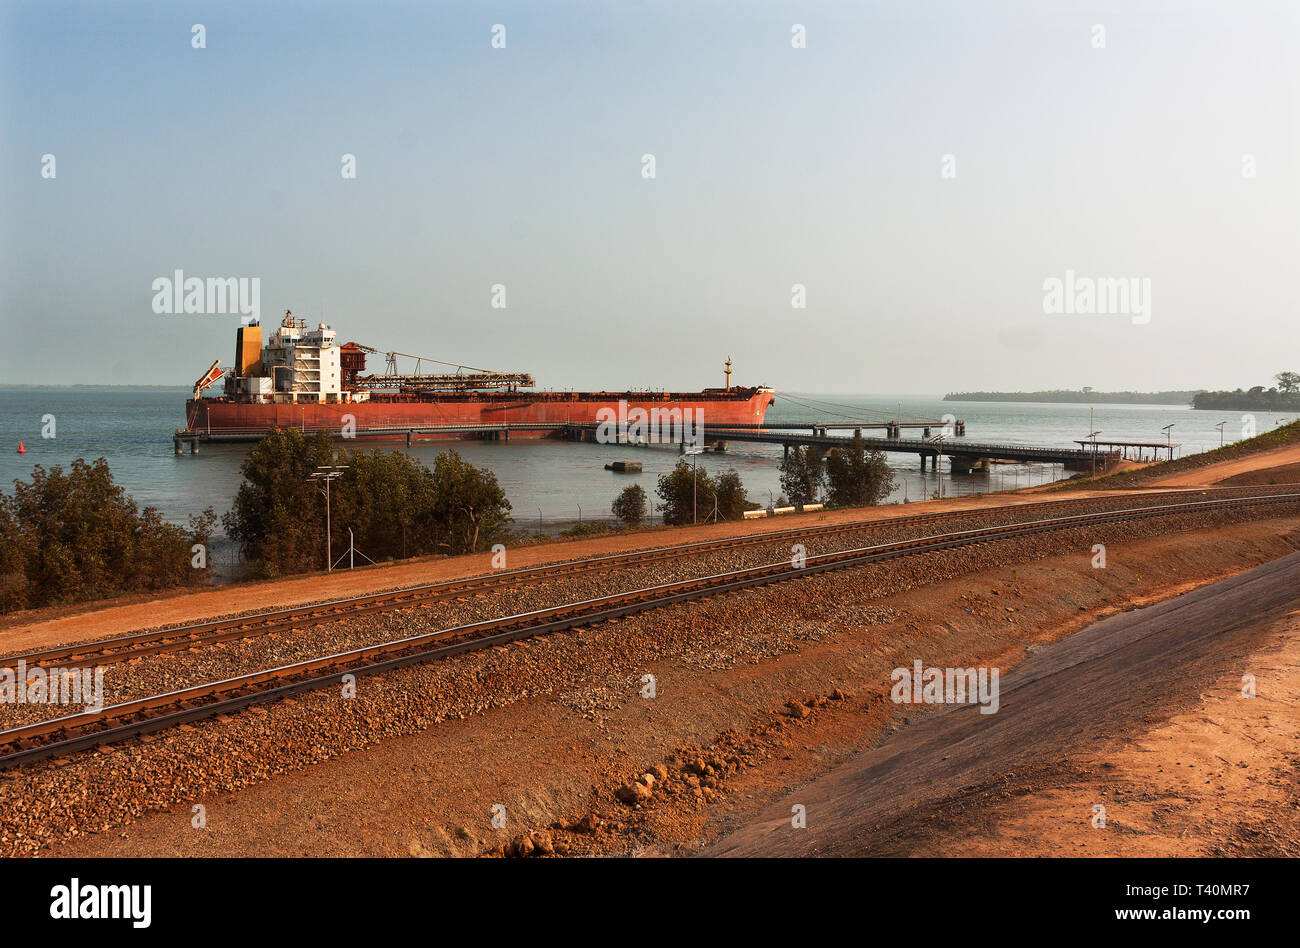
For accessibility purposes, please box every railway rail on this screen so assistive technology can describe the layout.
[2,489,1297,770]
[2,485,1292,671]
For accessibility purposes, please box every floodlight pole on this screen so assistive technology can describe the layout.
[685,443,705,523]
[309,465,348,573]
[926,434,945,498]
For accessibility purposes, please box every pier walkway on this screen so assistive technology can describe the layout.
[173,418,1106,471]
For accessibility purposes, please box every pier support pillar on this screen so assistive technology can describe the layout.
[923,427,931,438]
[189,438,199,455]
[174,436,183,456]
[920,453,927,472]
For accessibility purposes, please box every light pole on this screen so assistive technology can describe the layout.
[1087,430,1101,478]
[926,434,945,498]
[685,444,705,523]
[1089,406,1096,475]
[1216,421,1226,448]
[308,464,348,573]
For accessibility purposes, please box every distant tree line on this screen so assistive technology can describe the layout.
[0,458,215,612]
[944,390,1202,405]
[1193,373,1300,411]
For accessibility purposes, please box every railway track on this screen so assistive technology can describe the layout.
[2,489,1297,770]
[2,484,1291,672]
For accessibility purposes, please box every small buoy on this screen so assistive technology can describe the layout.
[16,441,25,454]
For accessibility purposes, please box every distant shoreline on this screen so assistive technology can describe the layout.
[0,384,188,391]
[1192,390,1300,412]
[944,390,1200,406]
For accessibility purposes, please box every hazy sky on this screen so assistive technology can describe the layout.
[2,0,1296,393]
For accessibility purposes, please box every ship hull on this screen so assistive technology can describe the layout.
[183,389,775,441]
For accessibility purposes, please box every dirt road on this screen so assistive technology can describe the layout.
[1146,443,1300,487]
[707,550,1300,856]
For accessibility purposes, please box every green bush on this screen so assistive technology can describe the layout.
[655,460,751,525]
[561,521,611,538]
[824,435,896,507]
[714,470,754,519]
[779,446,824,506]
[611,483,647,527]
[0,458,213,611]
[223,429,335,577]
[224,431,513,577]
[424,449,513,554]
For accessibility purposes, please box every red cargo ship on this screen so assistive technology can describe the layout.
[182,312,774,442]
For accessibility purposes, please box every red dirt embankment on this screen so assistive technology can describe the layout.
[1057,420,1300,492]
[1212,460,1300,488]
[708,547,1300,856]
[29,514,1300,858]
[1147,444,1300,487]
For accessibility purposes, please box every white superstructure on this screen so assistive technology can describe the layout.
[226,312,345,404]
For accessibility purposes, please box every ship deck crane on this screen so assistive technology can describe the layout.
[346,342,533,391]
[192,359,224,399]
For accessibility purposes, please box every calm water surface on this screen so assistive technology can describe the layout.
[1,389,1292,536]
